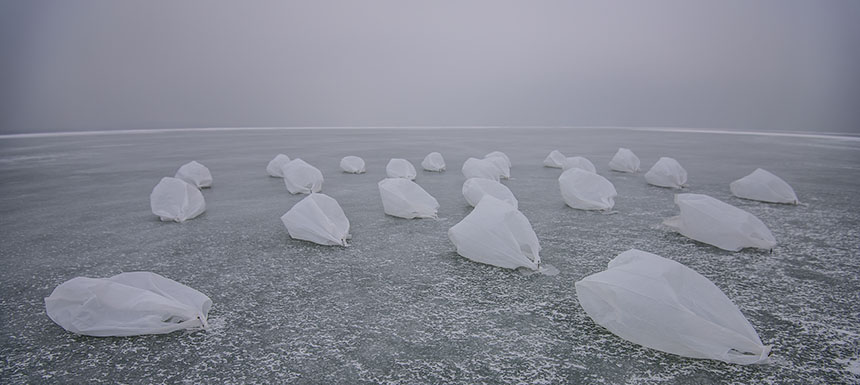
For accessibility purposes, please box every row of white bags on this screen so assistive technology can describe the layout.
[42,249,770,366]
[546,148,798,204]
[272,149,796,205]
[269,152,448,178]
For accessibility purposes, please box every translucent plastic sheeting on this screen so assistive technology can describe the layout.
[175,161,212,188]
[150,177,206,222]
[378,178,439,219]
[576,249,771,365]
[45,272,212,337]
[484,155,511,179]
[608,148,641,173]
[386,158,417,180]
[266,154,291,177]
[664,193,777,251]
[281,193,351,246]
[645,157,687,188]
[421,152,446,172]
[340,156,366,174]
[559,168,617,210]
[461,158,503,181]
[448,196,541,271]
[484,151,511,168]
[730,168,798,204]
[562,156,597,173]
[462,178,518,209]
[543,150,566,168]
[282,158,324,194]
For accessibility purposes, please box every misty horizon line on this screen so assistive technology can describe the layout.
[2,125,859,142]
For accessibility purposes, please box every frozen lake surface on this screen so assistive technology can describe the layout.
[1,128,858,384]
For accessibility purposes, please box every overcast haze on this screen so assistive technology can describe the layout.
[1,0,859,134]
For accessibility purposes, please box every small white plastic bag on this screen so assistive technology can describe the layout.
[266,154,291,177]
[340,156,366,174]
[559,168,617,210]
[421,152,446,172]
[281,193,351,246]
[448,196,541,271]
[543,150,566,168]
[730,168,798,204]
[282,158,324,194]
[645,157,687,188]
[150,177,206,222]
[378,178,439,219]
[175,161,212,188]
[663,193,777,251]
[608,148,640,173]
[386,158,417,180]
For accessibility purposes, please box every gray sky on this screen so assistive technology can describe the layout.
[1,0,858,134]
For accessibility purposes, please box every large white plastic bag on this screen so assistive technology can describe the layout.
[645,157,687,188]
[576,249,771,365]
[461,158,502,181]
[267,154,291,177]
[340,156,366,174]
[462,178,518,209]
[484,151,511,168]
[448,196,541,270]
[282,158,323,194]
[559,168,617,210]
[386,158,417,180]
[664,193,776,251]
[45,272,212,337]
[281,193,350,246]
[421,152,446,172]
[730,169,798,204]
[562,156,597,173]
[174,161,212,188]
[378,178,439,219]
[150,177,206,222]
[608,148,640,173]
[483,155,511,179]
[543,150,566,168]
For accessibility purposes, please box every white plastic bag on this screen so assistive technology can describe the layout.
[576,249,771,365]
[462,178,518,209]
[448,196,541,271]
[45,271,212,337]
[543,150,566,168]
[378,178,439,219]
[483,155,511,179]
[562,156,597,173]
[559,168,617,210]
[421,152,446,172]
[282,158,323,194]
[645,157,687,188]
[664,193,776,251]
[174,161,212,188]
[484,151,511,168]
[340,156,366,174]
[150,177,206,222]
[730,169,798,204]
[266,154,291,177]
[386,158,417,180]
[281,193,350,246]
[608,148,640,173]
[461,158,502,181]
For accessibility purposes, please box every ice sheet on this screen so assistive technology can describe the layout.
[0,128,858,384]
